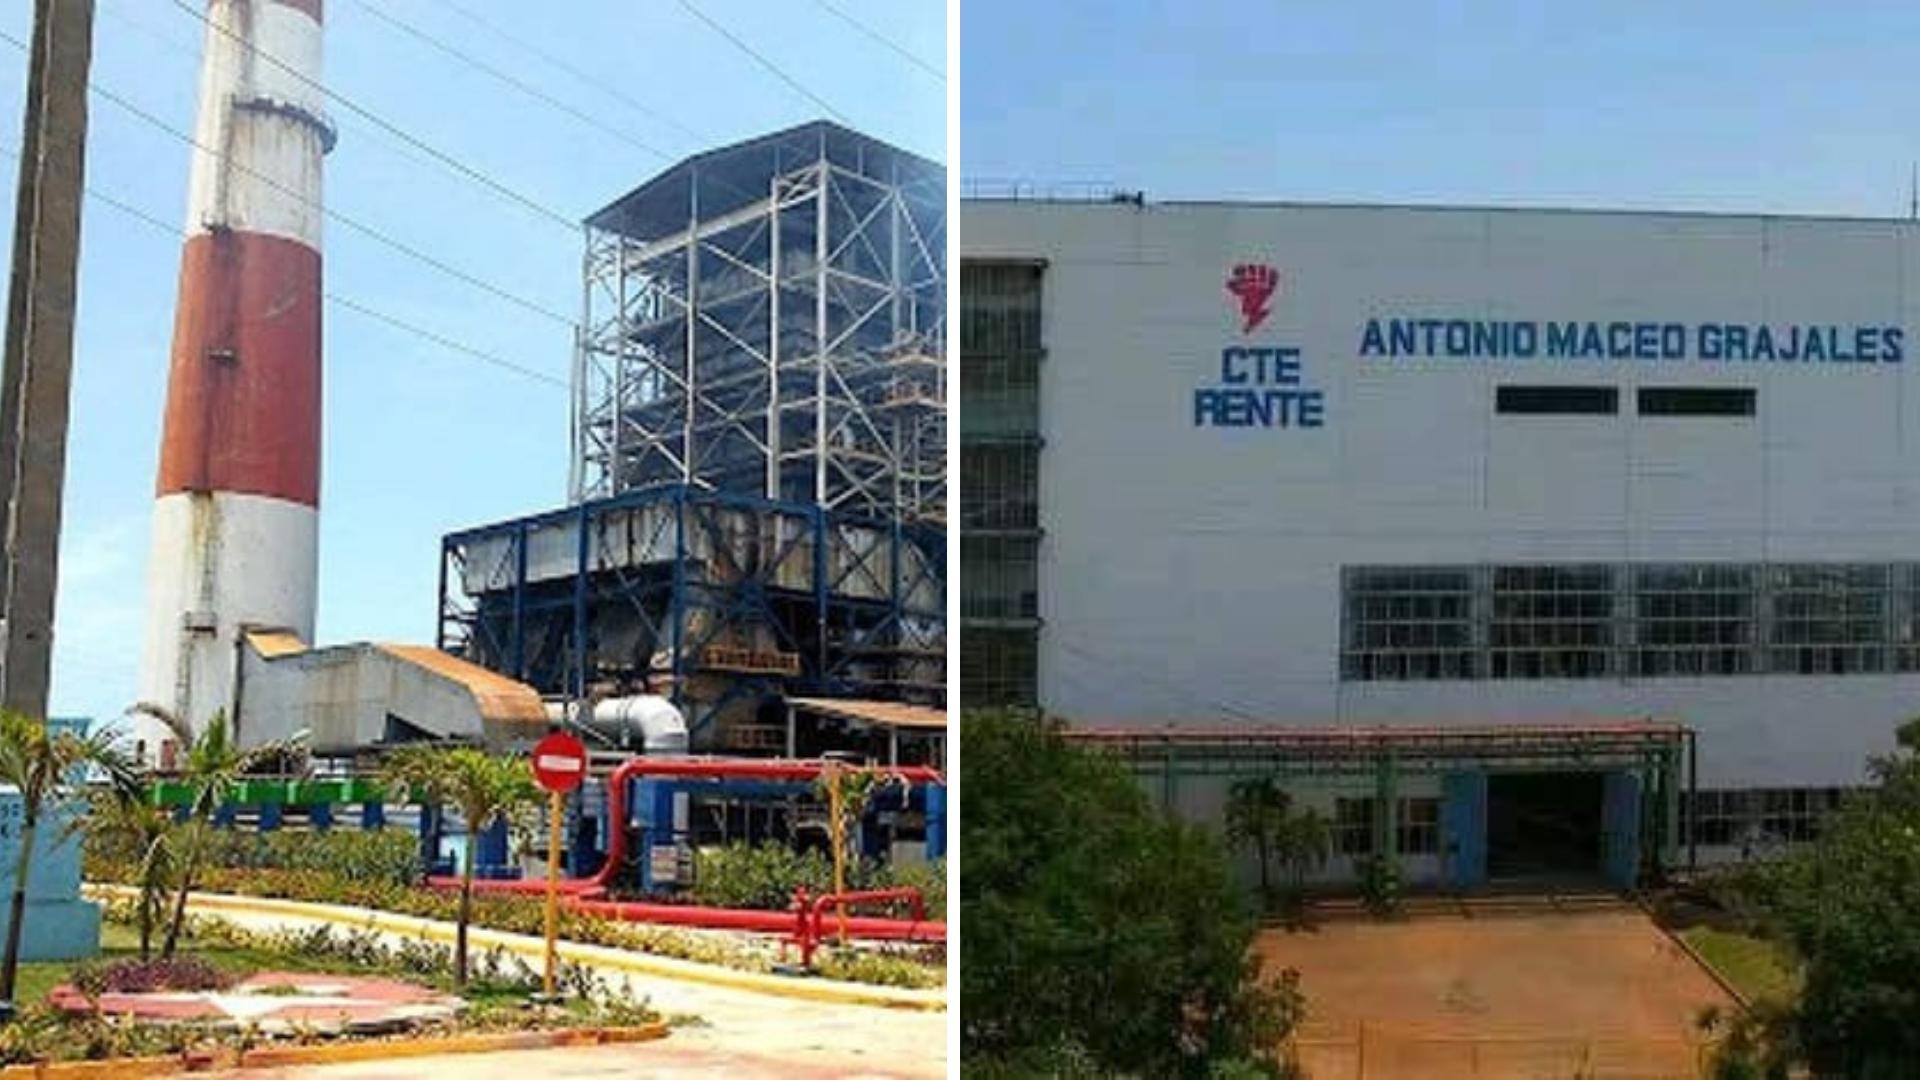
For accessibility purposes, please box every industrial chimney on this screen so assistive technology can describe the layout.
[134,0,332,766]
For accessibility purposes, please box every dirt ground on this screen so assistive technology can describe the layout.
[1256,905,1735,1079]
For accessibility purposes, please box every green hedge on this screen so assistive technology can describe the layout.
[688,842,945,919]
[86,826,421,888]
[87,861,943,989]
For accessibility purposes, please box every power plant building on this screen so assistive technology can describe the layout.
[440,122,947,758]
[962,196,1920,887]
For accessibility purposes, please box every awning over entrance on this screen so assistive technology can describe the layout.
[1068,720,1696,888]
[1065,720,1687,774]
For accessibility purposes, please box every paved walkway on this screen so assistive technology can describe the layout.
[1258,903,1732,1079]
[98,888,946,1079]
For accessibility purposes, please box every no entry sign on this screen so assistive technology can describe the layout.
[531,731,587,794]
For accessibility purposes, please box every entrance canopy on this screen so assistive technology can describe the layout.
[1070,720,1698,883]
[1065,720,1689,777]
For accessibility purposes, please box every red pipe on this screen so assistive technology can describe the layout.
[580,756,940,893]
[432,757,947,941]
[568,896,944,941]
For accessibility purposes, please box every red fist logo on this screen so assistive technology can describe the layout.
[1226,263,1280,334]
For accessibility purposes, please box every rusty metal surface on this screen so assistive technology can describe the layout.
[786,697,946,730]
[378,643,547,725]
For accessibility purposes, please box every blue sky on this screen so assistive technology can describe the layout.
[962,1,1920,215]
[0,0,943,727]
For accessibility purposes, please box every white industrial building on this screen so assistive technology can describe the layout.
[961,197,1920,888]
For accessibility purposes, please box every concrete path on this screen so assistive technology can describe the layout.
[89,887,946,1078]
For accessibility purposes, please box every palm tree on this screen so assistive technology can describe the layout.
[813,763,904,942]
[0,711,136,1001]
[82,788,175,961]
[128,704,306,959]
[1225,777,1290,902]
[1276,806,1332,896]
[381,746,537,986]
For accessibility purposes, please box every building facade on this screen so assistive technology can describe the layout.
[961,197,1920,884]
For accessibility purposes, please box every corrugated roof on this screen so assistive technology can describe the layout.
[377,644,547,726]
[244,629,308,658]
[788,697,946,730]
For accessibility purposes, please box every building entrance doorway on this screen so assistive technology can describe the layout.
[1487,771,1604,880]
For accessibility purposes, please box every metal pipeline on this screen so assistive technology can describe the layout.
[428,756,946,940]
[566,896,944,941]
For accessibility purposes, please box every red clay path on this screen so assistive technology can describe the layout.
[1256,904,1734,1078]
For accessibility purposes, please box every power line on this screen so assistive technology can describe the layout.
[808,0,942,82]
[423,0,703,143]
[163,0,579,233]
[347,0,671,162]
[0,26,577,329]
[97,1,570,243]
[0,28,576,328]
[324,295,568,388]
[3,142,568,391]
[674,0,849,124]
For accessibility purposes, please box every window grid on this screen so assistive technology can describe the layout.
[1632,565,1757,677]
[1397,797,1440,855]
[1343,561,1920,683]
[1767,564,1887,675]
[1685,787,1848,847]
[1333,797,1375,856]
[1490,565,1615,679]
[960,627,1039,708]
[961,535,1040,621]
[1342,568,1479,681]
[960,260,1046,710]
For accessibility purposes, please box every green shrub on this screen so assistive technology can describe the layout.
[86,823,421,888]
[1358,854,1401,917]
[90,859,942,988]
[689,843,834,909]
[689,842,946,919]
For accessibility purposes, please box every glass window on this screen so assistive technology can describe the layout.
[960,626,1038,708]
[1489,565,1615,679]
[1342,567,1479,681]
[1398,797,1440,855]
[1768,564,1886,675]
[1334,797,1375,856]
[1631,564,1757,676]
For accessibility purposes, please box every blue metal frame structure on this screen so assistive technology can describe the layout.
[438,484,944,746]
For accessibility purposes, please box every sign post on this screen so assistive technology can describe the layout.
[531,731,587,999]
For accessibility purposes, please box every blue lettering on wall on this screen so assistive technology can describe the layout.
[1195,345,1325,430]
[1358,316,1906,365]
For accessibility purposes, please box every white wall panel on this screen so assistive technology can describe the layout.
[965,200,1920,790]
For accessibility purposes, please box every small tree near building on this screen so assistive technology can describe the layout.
[0,712,136,1001]
[382,746,539,987]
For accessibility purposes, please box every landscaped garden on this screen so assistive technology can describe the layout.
[0,706,944,1070]
[85,830,946,990]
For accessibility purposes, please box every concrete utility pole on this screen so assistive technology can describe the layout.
[0,0,94,718]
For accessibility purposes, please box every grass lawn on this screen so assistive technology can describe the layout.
[1680,926,1800,1005]
[10,922,356,1008]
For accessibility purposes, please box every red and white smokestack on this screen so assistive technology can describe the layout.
[136,0,331,765]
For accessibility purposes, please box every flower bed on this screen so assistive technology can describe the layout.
[0,910,664,1068]
[85,866,945,991]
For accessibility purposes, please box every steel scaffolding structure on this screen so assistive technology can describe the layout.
[572,121,945,524]
[437,486,945,750]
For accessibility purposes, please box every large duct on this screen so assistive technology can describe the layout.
[134,0,332,766]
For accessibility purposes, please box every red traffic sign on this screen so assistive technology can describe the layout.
[531,732,588,793]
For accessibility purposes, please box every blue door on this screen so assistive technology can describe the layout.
[1441,771,1487,889]
[1601,771,1642,890]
